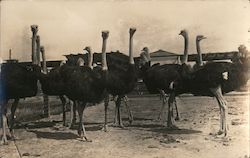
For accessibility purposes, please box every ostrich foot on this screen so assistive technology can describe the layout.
[101,124,108,132]
[77,131,92,142]
[128,118,133,125]
[209,130,227,138]
[111,123,124,128]
[81,136,92,142]
[1,135,8,145]
[175,116,180,121]
[166,124,180,130]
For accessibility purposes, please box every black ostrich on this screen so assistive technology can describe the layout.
[138,30,193,122]
[0,63,41,144]
[38,46,92,127]
[167,43,250,136]
[60,31,109,141]
[0,25,41,144]
[102,28,137,129]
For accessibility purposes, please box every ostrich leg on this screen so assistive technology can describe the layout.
[113,96,124,128]
[103,94,109,132]
[9,98,19,139]
[167,92,178,129]
[210,85,228,136]
[158,90,167,121]
[59,95,66,126]
[1,100,8,145]
[174,97,180,121]
[70,101,77,128]
[77,102,91,142]
[122,95,133,124]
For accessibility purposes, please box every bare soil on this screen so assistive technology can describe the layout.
[0,93,249,158]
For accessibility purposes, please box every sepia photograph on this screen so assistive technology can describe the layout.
[0,0,250,157]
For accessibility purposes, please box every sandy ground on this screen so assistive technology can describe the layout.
[0,93,249,158]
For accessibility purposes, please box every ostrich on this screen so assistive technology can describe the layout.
[61,31,109,141]
[138,30,192,122]
[0,26,41,145]
[102,28,137,129]
[167,41,250,136]
[38,46,91,126]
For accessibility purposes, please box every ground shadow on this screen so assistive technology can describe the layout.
[28,130,78,140]
[123,117,154,121]
[150,127,202,135]
[129,123,164,129]
[15,120,60,129]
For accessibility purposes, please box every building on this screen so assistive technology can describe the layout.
[149,49,180,65]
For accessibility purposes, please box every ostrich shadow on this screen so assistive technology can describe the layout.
[14,120,60,129]
[149,127,202,135]
[27,130,78,140]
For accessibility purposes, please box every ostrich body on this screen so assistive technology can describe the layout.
[103,28,137,129]
[139,30,192,122]
[61,32,109,141]
[0,63,41,144]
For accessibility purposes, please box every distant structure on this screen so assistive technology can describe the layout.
[149,49,180,65]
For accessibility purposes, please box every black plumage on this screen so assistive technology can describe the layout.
[60,32,109,141]
[0,63,41,144]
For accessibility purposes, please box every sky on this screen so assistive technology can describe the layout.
[0,0,250,61]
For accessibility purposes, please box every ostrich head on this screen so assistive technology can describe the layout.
[139,47,151,67]
[83,46,91,53]
[31,25,38,34]
[129,28,136,36]
[102,31,109,40]
[40,46,45,53]
[179,29,188,37]
[138,47,151,78]
[84,46,93,69]
[77,58,85,66]
[196,35,206,41]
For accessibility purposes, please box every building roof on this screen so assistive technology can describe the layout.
[150,49,178,57]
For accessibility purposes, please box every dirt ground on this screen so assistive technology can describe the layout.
[0,92,249,158]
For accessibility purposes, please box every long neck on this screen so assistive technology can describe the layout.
[32,32,37,65]
[88,50,93,69]
[182,34,189,64]
[102,38,108,70]
[129,34,135,64]
[41,49,48,74]
[196,39,203,66]
[36,35,41,66]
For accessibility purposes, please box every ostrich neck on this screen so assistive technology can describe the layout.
[182,34,189,64]
[36,37,41,66]
[196,40,203,66]
[88,51,93,69]
[102,38,108,70]
[129,35,135,65]
[41,51,48,74]
[31,32,37,65]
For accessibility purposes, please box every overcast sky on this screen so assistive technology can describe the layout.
[0,0,250,61]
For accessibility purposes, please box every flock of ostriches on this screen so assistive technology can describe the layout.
[0,25,249,145]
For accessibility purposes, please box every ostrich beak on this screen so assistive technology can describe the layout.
[202,36,207,40]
